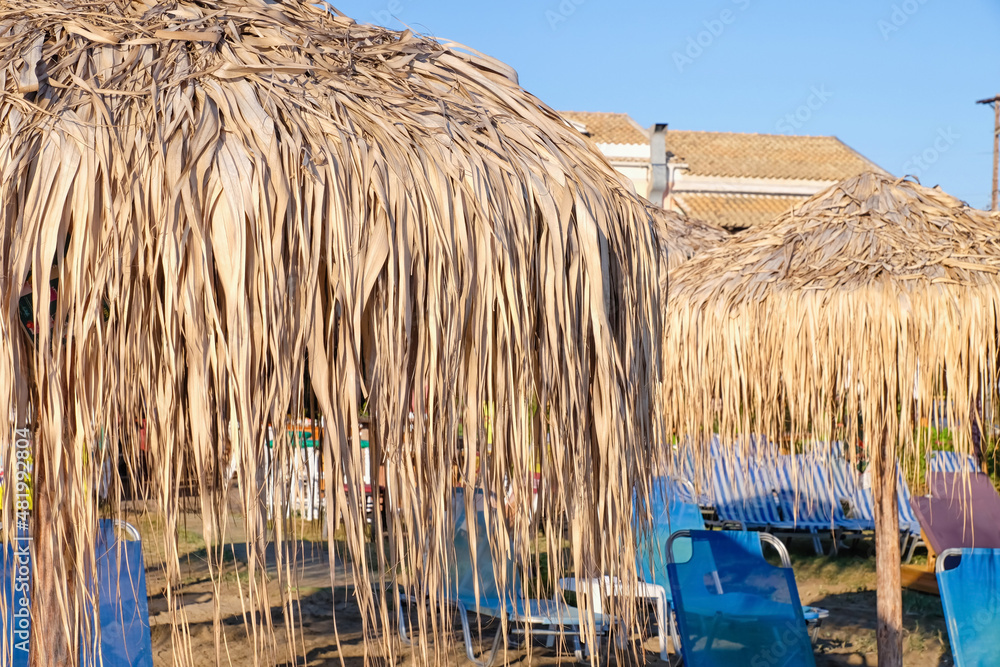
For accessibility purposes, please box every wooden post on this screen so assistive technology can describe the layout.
[976,95,1000,211]
[994,100,999,212]
[31,434,73,667]
[872,430,903,667]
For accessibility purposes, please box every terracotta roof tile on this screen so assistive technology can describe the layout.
[672,193,807,231]
[666,130,885,181]
[560,111,648,146]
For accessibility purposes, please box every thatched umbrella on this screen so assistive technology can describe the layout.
[0,1,663,664]
[665,171,1000,666]
[651,208,728,271]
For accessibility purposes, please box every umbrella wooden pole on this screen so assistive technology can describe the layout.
[872,431,903,667]
[31,441,72,667]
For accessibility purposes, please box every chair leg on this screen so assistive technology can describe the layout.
[808,618,822,643]
[667,608,682,659]
[456,601,503,667]
[654,589,670,662]
[398,593,412,647]
[904,535,923,564]
[478,630,503,667]
[572,632,584,662]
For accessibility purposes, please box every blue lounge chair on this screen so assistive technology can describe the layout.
[774,453,877,553]
[710,451,790,532]
[769,455,838,554]
[928,450,979,474]
[1,520,152,667]
[826,454,875,532]
[635,478,713,661]
[398,490,614,666]
[562,477,826,662]
[555,477,712,661]
[711,449,835,554]
[666,530,816,667]
[816,446,923,561]
[936,549,1000,667]
[675,445,714,508]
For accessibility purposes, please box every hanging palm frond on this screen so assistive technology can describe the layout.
[652,208,728,270]
[666,172,1000,456]
[0,1,664,664]
[665,171,1000,665]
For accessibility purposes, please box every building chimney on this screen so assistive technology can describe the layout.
[649,123,668,206]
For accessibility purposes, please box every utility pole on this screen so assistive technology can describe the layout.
[977,94,1000,211]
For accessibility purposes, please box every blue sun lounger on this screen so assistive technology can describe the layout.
[846,464,924,561]
[667,529,816,667]
[710,451,789,531]
[711,449,833,554]
[561,477,827,661]
[826,455,875,532]
[928,450,980,474]
[557,477,706,662]
[814,445,923,560]
[398,490,615,666]
[770,455,844,554]
[635,478,714,660]
[1,520,152,667]
[640,479,825,659]
[675,445,714,508]
[936,549,1000,666]
[770,453,880,554]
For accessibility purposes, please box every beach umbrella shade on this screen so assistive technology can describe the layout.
[0,1,664,664]
[651,208,729,271]
[665,172,1000,666]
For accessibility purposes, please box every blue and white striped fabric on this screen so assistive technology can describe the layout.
[710,444,794,530]
[835,461,921,536]
[692,438,923,544]
[769,456,832,530]
[928,450,979,474]
[675,439,714,507]
[785,454,871,533]
[827,455,876,531]
[805,442,921,537]
[895,472,922,535]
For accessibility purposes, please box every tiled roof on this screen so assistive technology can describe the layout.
[672,193,807,231]
[666,130,885,181]
[560,111,648,146]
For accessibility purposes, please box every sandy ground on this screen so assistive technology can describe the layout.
[138,517,953,666]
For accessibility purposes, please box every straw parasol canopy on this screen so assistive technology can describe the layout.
[665,171,1000,665]
[0,0,664,663]
[651,208,728,271]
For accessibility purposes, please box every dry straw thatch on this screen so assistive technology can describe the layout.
[665,171,1000,665]
[0,0,664,664]
[651,209,728,271]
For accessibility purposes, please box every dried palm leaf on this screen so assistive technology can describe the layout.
[665,171,1000,666]
[0,1,664,664]
[652,208,728,270]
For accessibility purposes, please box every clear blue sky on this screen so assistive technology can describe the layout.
[330,1,1000,209]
